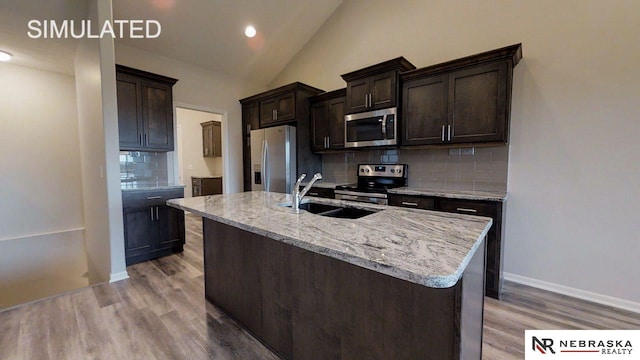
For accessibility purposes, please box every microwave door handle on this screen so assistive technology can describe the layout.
[381,116,386,137]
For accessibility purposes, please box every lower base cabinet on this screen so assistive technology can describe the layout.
[122,188,185,265]
[389,193,505,299]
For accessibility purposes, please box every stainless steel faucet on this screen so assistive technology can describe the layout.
[291,173,322,212]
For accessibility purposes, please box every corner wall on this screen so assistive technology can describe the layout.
[271,0,640,306]
[0,63,87,308]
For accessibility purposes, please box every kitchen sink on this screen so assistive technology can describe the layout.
[281,202,376,219]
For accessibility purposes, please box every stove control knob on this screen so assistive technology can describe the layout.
[390,169,395,173]
[398,169,402,174]
[360,169,364,173]
[366,169,370,173]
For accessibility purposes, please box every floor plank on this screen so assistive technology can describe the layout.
[1,212,638,360]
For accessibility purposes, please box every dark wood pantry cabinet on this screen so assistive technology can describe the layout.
[122,188,185,265]
[309,88,346,152]
[341,57,415,114]
[116,65,178,152]
[389,193,506,299]
[401,44,521,147]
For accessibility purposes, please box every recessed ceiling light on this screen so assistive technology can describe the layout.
[244,25,256,38]
[0,50,12,62]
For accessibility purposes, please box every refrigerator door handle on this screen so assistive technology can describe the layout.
[264,139,270,191]
[261,139,266,189]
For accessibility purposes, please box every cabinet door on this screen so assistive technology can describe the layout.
[154,205,184,250]
[345,78,369,113]
[370,71,395,109]
[448,62,508,143]
[123,206,153,263]
[116,73,144,150]
[328,97,345,149]
[202,123,213,157]
[142,80,174,151]
[388,194,436,210]
[212,122,222,157]
[402,74,448,145]
[259,97,278,127]
[275,92,295,123]
[310,102,329,151]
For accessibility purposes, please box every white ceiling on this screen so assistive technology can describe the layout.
[0,0,342,84]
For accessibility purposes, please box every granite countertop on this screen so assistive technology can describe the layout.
[121,185,186,192]
[388,186,508,202]
[299,181,351,189]
[167,191,492,288]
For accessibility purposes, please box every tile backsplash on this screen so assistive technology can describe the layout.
[120,151,169,188]
[322,146,508,192]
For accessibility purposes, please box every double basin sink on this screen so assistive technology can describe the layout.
[280,201,376,219]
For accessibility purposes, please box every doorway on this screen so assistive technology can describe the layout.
[175,107,225,197]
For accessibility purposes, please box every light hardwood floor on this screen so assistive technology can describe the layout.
[1,213,638,359]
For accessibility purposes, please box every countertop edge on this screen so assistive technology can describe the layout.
[388,187,508,202]
[121,185,186,192]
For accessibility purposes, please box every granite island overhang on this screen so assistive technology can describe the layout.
[167,191,493,359]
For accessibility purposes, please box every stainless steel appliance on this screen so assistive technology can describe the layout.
[334,164,407,205]
[251,125,297,193]
[344,107,397,148]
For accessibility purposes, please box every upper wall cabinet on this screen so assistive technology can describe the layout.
[116,65,178,152]
[401,44,522,146]
[310,88,346,152]
[201,121,222,158]
[341,57,416,114]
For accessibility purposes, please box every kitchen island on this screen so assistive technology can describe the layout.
[167,191,492,359]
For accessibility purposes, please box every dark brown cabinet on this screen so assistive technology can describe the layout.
[388,193,506,299]
[401,44,521,146]
[341,57,415,114]
[191,176,222,197]
[260,92,296,127]
[240,82,324,191]
[122,188,185,265]
[310,89,346,152]
[201,121,221,157]
[116,65,178,152]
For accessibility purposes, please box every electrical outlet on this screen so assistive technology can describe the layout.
[448,148,461,156]
[461,147,475,156]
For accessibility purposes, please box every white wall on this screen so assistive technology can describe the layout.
[75,0,127,285]
[272,0,640,307]
[0,63,88,308]
[176,108,223,197]
[114,44,266,194]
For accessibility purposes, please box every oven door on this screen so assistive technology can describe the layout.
[345,107,396,148]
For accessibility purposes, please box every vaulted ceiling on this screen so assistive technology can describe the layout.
[0,0,342,83]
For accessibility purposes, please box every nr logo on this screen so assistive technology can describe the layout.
[533,337,556,354]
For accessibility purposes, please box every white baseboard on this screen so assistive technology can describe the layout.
[109,271,129,283]
[504,272,640,314]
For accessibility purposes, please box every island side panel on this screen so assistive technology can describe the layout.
[203,218,485,360]
[456,236,486,359]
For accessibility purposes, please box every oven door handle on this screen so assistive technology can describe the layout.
[334,190,388,199]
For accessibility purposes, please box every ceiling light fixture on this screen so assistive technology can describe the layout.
[244,25,256,38]
[0,50,12,62]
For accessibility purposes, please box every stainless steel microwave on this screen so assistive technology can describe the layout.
[344,107,397,148]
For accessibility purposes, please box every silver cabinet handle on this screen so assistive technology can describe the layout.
[309,192,319,196]
[456,207,478,213]
[156,206,159,219]
[369,93,372,108]
[274,109,278,120]
[441,125,445,141]
[144,133,148,146]
[447,124,452,141]
[146,196,162,200]
[364,94,368,108]
[139,134,142,145]
[150,207,154,221]
[402,201,419,207]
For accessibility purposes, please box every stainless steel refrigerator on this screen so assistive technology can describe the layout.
[250,125,297,193]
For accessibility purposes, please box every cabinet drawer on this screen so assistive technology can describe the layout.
[122,188,184,208]
[388,194,436,210]
[437,198,496,218]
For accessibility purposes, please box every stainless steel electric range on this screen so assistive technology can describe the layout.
[334,164,407,205]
